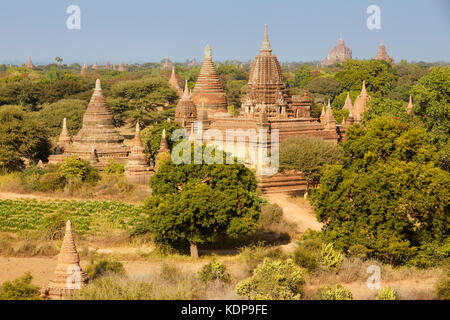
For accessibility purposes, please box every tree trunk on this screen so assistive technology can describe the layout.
[190,243,199,258]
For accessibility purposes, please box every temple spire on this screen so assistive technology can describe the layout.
[182,80,190,99]
[260,24,272,55]
[204,44,212,60]
[159,129,169,152]
[134,122,143,147]
[41,220,88,300]
[58,118,71,148]
[338,33,344,45]
[407,95,414,115]
[95,78,101,91]
[361,80,367,96]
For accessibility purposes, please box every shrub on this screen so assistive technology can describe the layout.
[435,272,450,300]
[292,247,319,272]
[375,287,399,300]
[198,260,231,284]
[85,259,126,280]
[38,172,66,191]
[0,173,23,192]
[235,259,306,300]
[40,211,68,240]
[104,160,125,176]
[0,273,41,300]
[60,157,99,183]
[259,203,283,231]
[321,243,344,272]
[316,284,353,300]
[348,244,371,260]
[239,243,285,272]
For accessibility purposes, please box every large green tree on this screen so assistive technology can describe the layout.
[0,106,51,171]
[311,117,449,265]
[141,144,261,257]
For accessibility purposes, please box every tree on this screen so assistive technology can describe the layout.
[335,60,398,97]
[311,117,449,265]
[0,106,51,171]
[363,97,412,124]
[410,66,450,170]
[34,99,88,137]
[107,77,178,126]
[304,77,341,101]
[55,56,63,66]
[0,273,41,300]
[279,136,342,189]
[140,121,181,163]
[141,144,261,257]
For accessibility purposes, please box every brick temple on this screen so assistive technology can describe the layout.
[321,34,352,67]
[374,40,395,64]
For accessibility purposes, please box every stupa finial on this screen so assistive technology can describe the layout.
[204,44,212,60]
[95,79,101,90]
[260,24,272,55]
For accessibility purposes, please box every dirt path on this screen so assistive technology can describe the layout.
[264,193,322,233]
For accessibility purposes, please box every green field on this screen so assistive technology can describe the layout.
[0,199,142,234]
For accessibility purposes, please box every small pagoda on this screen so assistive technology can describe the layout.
[41,221,89,300]
[374,40,395,64]
[124,123,152,184]
[175,81,197,128]
[168,66,183,96]
[26,56,35,68]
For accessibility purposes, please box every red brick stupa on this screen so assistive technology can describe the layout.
[374,40,395,64]
[169,66,183,96]
[191,44,228,114]
[26,56,35,68]
[321,34,352,67]
[124,123,152,184]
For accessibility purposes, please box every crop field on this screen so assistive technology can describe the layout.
[0,199,142,234]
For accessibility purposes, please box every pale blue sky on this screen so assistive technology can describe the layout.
[0,0,449,64]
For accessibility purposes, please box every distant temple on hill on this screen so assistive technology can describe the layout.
[374,40,395,64]
[48,79,152,185]
[321,34,352,67]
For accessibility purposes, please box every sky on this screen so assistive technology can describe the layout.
[0,0,449,65]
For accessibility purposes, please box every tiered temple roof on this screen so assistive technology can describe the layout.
[169,66,183,96]
[125,123,152,184]
[191,45,228,113]
[321,34,352,67]
[92,61,99,70]
[175,81,197,128]
[26,56,34,68]
[41,221,88,300]
[65,79,129,168]
[241,24,291,117]
[374,41,395,64]
[407,96,414,115]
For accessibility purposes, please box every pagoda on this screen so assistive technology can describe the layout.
[407,96,414,115]
[241,24,291,118]
[105,61,111,69]
[26,56,34,68]
[80,63,89,76]
[63,79,130,168]
[342,92,355,125]
[124,123,152,184]
[352,81,370,122]
[161,56,173,70]
[175,81,197,128]
[321,34,352,67]
[92,61,99,70]
[168,66,183,96]
[191,45,228,115]
[41,221,89,300]
[118,61,125,72]
[374,40,395,64]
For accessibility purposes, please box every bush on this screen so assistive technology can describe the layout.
[375,287,399,300]
[60,157,99,183]
[235,259,306,300]
[316,284,353,300]
[292,247,320,272]
[37,172,66,191]
[40,211,68,240]
[348,244,371,260]
[239,243,285,272]
[198,260,231,284]
[0,273,41,300]
[85,259,126,280]
[321,243,344,272]
[435,272,450,300]
[259,203,283,231]
[104,160,125,176]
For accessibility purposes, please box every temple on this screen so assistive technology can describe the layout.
[118,61,125,72]
[124,123,153,184]
[341,81,371,125]
[321,34,352,67]
[41,221,89,300]
[168,66,183,96]
[105,61,111,69]
[26,56,34,68]
[80,63,88,76]
[374,40,395,64]
[161,56,173,70]
[47,79,152,184]
[92,61,99,70]
[407,96,414,115]
[191,45,228,115]
[176,25,341,187]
